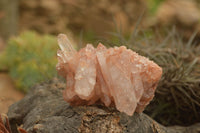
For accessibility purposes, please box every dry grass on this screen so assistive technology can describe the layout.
[99,26,200,126]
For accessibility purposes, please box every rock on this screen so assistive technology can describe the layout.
[156,0,200,42]
[7,78,200,133]
[39,0,61,16]
[56,34,162,116]
[157,0,200,27]
[19,0,147,35]
[20,0,38,9]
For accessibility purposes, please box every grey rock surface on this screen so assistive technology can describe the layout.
[7,79,200,133]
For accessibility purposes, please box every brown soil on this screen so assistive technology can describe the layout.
[0,73,24,114]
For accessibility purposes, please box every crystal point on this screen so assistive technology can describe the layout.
[57,34,76,53]
[56,34,162,116]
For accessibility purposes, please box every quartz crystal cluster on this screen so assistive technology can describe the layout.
[56,34,162,116]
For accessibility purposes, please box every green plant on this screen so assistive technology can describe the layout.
[0,31,58,92]
[147,0,165,15]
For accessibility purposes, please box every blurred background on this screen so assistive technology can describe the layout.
[0,0,200,127]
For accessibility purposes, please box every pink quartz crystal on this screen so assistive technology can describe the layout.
[56,34,162,116]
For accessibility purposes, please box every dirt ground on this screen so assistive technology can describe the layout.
[0,37,24,114]
[0,73,24,114]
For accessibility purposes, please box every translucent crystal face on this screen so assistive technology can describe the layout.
[56,34,162,116]
[57,34,76,53]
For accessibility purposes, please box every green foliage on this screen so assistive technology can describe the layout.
[0,31,58,92]
[147,0,165,15]
[101,28,200,126]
